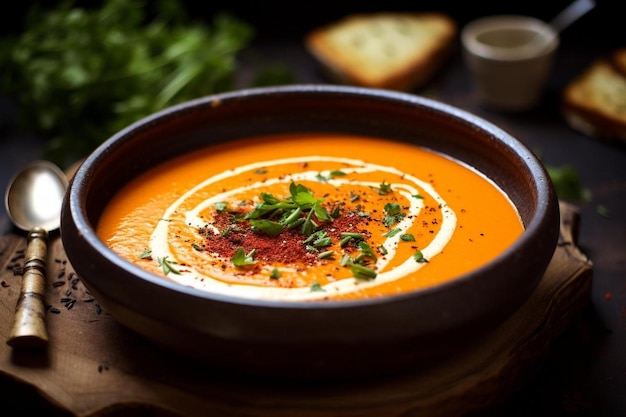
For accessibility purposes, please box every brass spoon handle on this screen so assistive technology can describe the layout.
[7,227,49,349]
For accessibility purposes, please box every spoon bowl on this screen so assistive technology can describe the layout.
[6,161,68,232]
[4,160,68,349]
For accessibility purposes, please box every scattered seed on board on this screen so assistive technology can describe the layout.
[98,361,110,373]
[10,254,24,262]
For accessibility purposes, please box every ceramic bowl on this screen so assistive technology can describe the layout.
[60,85,560,379]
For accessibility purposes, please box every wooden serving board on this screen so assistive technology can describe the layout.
[0,202,592,417]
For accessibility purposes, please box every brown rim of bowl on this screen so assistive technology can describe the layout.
[62,84,559,321]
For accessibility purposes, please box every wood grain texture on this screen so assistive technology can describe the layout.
[0,202,592,417]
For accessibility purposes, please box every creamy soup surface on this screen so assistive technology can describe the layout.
[97,133,524,301]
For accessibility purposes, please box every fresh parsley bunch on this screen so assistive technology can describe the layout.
[0,0,255,168]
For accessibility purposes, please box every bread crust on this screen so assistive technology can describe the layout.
[562,56,626,143]
[304,12,457,91]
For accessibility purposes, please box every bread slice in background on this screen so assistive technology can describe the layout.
[562,49,626,143]
[304,12,457,91]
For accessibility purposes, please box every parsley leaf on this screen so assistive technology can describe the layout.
[157,256,181,275]
[0,0,256,168]
[232,247,256,267]
[546,165,592,202]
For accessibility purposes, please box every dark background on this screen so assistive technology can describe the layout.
[2,1,622,43]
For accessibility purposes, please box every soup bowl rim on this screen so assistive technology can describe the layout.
[66,84,555,310]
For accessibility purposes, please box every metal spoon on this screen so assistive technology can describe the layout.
[549,0,595,34]
[4,160,68,349]
[522,0,595,55]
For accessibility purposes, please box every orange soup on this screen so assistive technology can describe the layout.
[97,133,524,301]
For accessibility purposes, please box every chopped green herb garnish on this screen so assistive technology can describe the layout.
[158,256,181,275]
[245,181,332,237]
[384,202,402,215]
[357,241,377,262]
[378,181,392,195]
[270,267,281,279]
[214,201,228,213]
[313,237,333,248]
[400,233,416,242]
[340,236,354,247]
[413,250,429,263]
[329,170,346,178]
[316,170,347,182]
[315,173,328,182]
[232,247,256,266]
[340,253,352,267]
[312,201,332,222]
[351,264,377,280]
[383,202,404,227]
[138,250,152,259]
[191,243,203,251]
[383,215,395,227]
[303,230,326,244]
[383,228,402,238]
[310,282,325,292]
[340,232,363,239]
[287,217,305,230]
[282,206,303,225]
[300,213,318,236]
[318,250,335,259]
[249,219,284,236]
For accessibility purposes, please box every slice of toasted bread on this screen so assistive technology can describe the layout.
[305,12,457,91]
[562,56,626,143]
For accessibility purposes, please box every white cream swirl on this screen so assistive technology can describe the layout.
[149,156,457,301]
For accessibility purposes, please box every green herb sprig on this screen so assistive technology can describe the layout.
[546,165,592,202]
[245,182,332,236]
[0,0,263,168]
[232,247,256,267]
[158,256,181,275]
